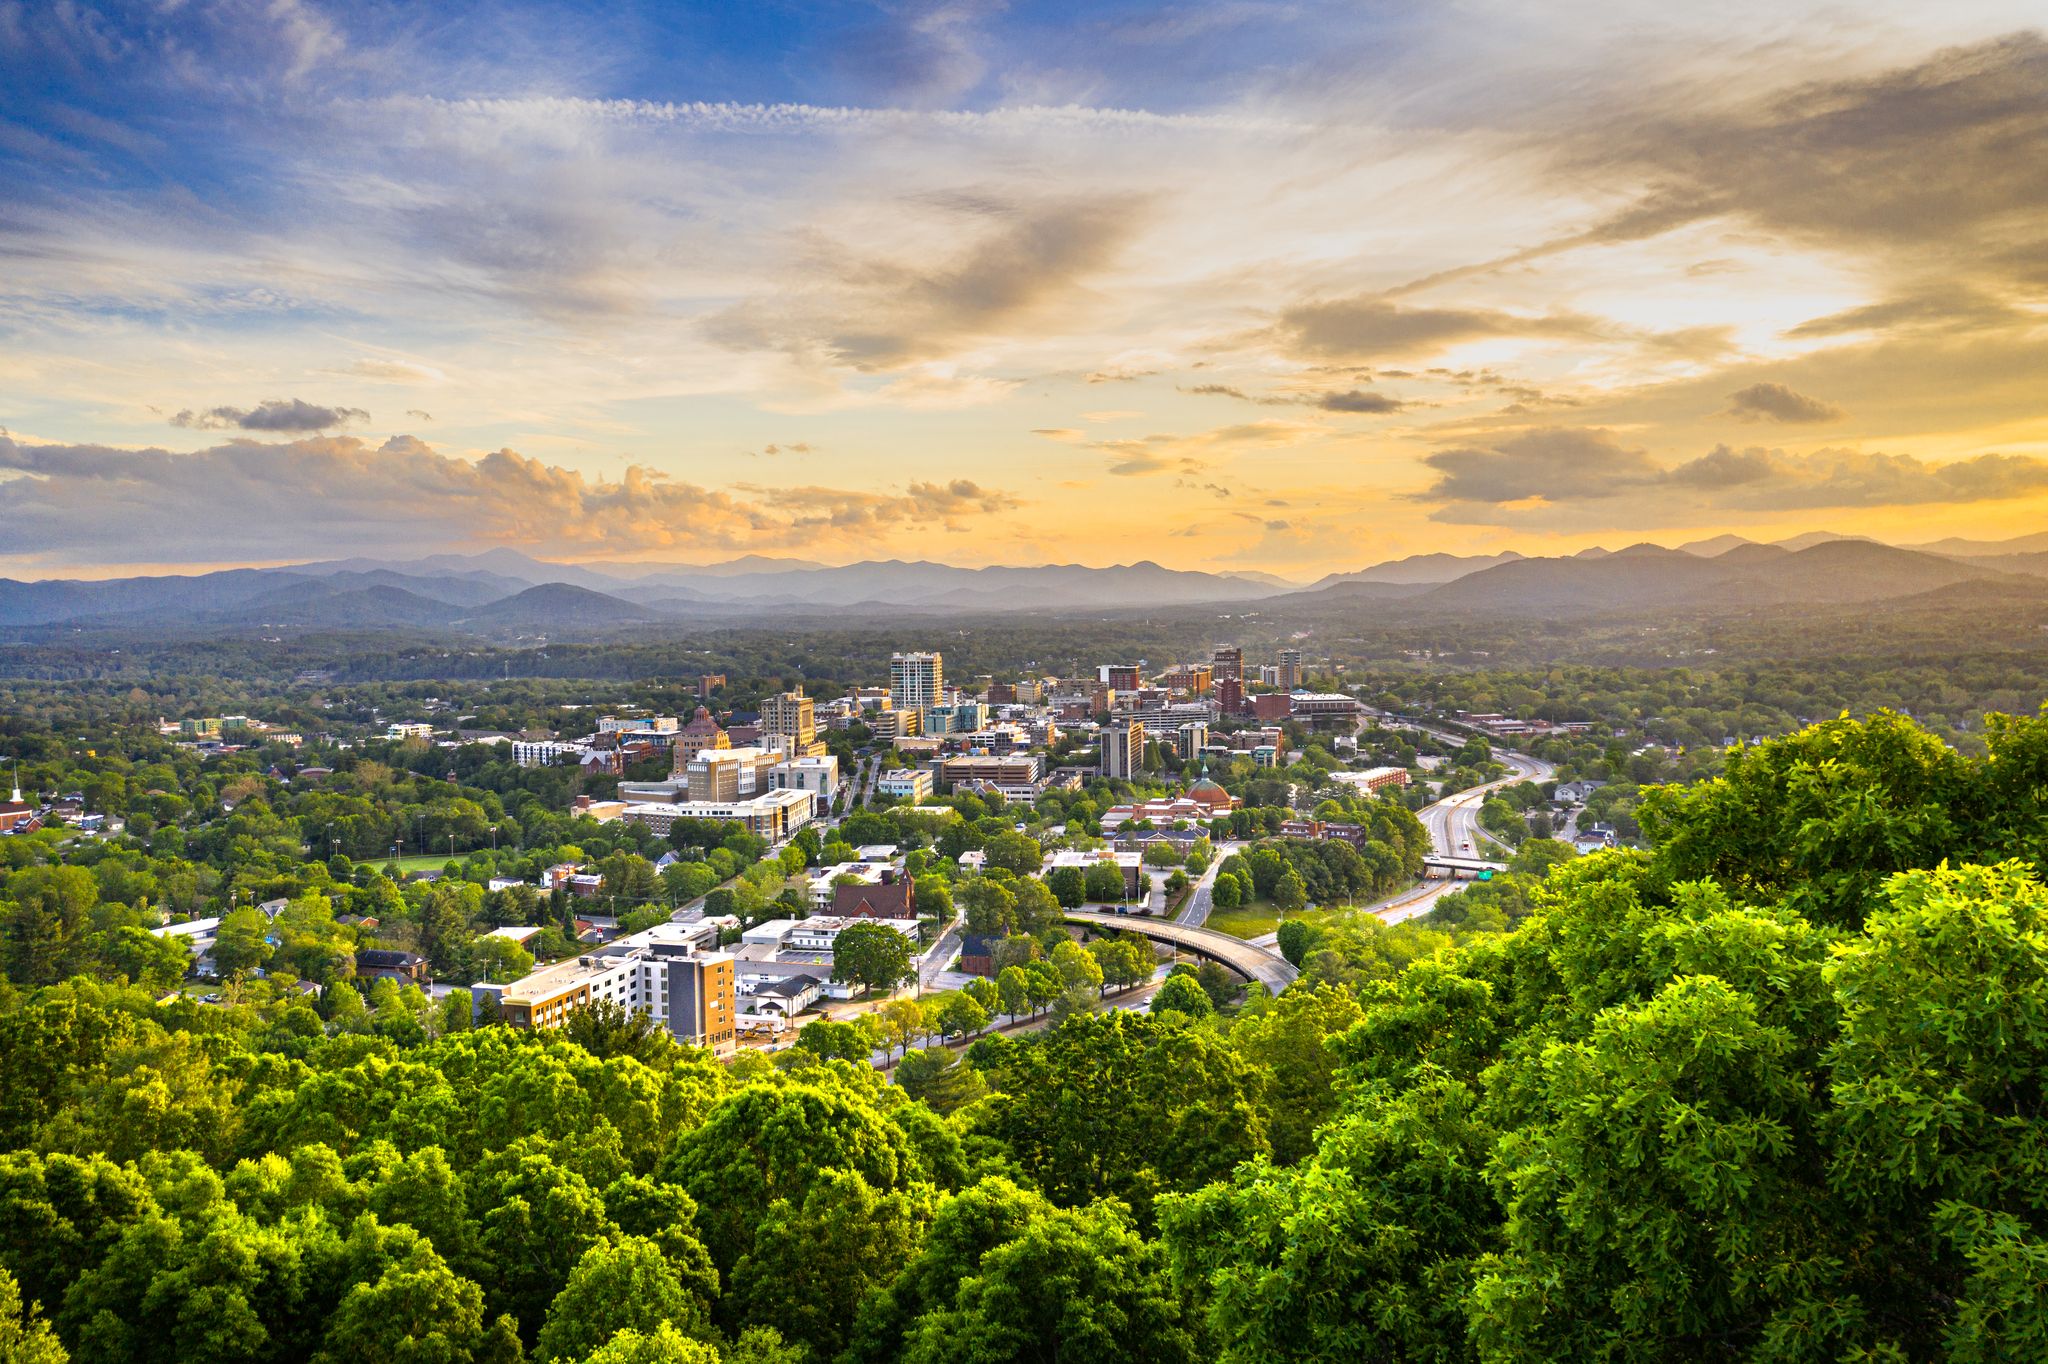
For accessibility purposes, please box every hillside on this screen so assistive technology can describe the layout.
[455,582,662,629]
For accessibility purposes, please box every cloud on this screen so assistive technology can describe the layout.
[1415,426,2048,527]
[170,399,370,432]
[1723,382,1845,425]
[1418,428,1660,505]
[0,434,1021,566]
[1092,419,1320,475]
[1270,298,1603,360]
[1316,389,1405,414]
[1186,382,1405,412]
[405,409,433,421]
[1553,34,2048,299]
[708,196,1145,371]
[341,359,445,384]
[1031,428,1086,442]
[755,442,815,456]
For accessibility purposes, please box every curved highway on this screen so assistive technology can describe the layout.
[1063,909,1298,993]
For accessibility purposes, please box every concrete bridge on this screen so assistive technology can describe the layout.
[1063,910,1299,994]
[1422,854,1509,879]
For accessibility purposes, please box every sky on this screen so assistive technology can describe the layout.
[1,0,2045,580]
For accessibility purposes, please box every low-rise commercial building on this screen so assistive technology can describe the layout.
[619,787,815,841]
[876,768,934,803]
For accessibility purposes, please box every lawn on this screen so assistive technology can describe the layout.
[380,853,464,874]
[1206,902,1344,940]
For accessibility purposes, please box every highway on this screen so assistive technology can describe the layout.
[1372,744,1552,923]
[1063,909,1298,993]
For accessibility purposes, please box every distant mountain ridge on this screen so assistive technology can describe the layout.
[5,530,2046,633]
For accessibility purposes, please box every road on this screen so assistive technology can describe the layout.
[1063,909,1298,993]
[1374,745,1552,924]
[1175,847,1232,928]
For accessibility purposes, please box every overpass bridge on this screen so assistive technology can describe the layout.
[1063,910,1298,994]
[1422,854,1509,879]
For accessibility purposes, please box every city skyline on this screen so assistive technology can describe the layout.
[4,2,2046,578]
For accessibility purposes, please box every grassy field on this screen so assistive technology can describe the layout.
[1207,903,1343,940]
[380,854,463,874]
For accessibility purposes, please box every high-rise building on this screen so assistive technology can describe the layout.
[1102,719,1146,780]
[1176,721,1209,760]
[1216,677,1246,716]
[1104,664,1142,691]
[761,688,822,755]
[1277,648,1303,691]
[890,651,944,715]
[1211,645,1244,683]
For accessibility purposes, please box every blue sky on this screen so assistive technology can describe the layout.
[2,1,2046,575]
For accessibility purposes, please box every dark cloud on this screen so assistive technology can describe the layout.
[1724,382,1845,424]
[1316,389,1405,414]
[1271,297,1602,360]
[171,399,369,432]
[1559,34,2048,298]
[404,409,433,422]
[1418,428,1658,504]
[711,197,1145,371]
[0,434,1020,566]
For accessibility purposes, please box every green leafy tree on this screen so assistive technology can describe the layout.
[1150,973,1212,1019]
[0,1266,67,1364]
[534,1235,707,1364]
[832,922,914,996]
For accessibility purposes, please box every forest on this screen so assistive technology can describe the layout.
[0,707,2043,1361]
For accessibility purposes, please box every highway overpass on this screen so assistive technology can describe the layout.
[1063,910,1299,994]
[1422,854,1509,878]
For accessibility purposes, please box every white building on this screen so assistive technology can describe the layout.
[618,788,815,841]
[386,722,434,740]
[512,740,583,768]
[890,651,944,715]
[877,768,933,803]
[785,915,919,955]
[770,754,840,803]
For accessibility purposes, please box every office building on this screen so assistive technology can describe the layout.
[1104,664,1142,691]
[619,787,815,841]
[1176,721,1208,760]
[877,768,933,803]
[1210,645,1244,683]
[770,754,840,803]
[1102,719,1146,780]
[890,651,944,715]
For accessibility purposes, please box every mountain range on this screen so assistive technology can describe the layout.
[4,532,2046,633]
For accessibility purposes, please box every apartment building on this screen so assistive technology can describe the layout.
[486,936,736,1054]
[512,740,582,768]
[1175,721,1209,760]
[889,651,944,715]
